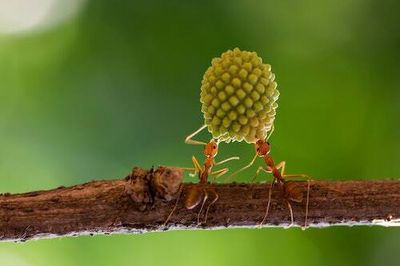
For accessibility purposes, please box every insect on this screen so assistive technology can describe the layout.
[185,126,239,224]
[164,125,238,225]
[229,127,311,228]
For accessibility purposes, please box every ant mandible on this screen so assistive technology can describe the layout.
[164,125,239,225]
[230,126,311,228]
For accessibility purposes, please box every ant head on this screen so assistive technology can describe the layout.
[255,139,270,156]
[204,140,218,158]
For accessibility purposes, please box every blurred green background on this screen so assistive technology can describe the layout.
[1,0,399,265]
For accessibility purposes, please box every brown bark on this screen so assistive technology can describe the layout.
[0,167,399,242]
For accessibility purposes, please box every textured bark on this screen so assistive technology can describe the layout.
[0,167,399,242]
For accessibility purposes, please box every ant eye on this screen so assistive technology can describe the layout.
[213,145,216,149]
[267,142,270,145]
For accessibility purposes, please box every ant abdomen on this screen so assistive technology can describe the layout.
[284,182,303,203]
[184,185,203,210]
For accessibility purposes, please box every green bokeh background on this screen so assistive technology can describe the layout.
[1,1,399,265]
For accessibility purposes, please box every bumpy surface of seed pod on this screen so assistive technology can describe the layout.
[200,48,279,143]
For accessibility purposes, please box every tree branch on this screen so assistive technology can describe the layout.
[0,167,399,242]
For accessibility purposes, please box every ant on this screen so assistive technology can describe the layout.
[229,126,311,228]
[164,125,238,225]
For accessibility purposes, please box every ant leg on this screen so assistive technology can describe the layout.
[210,168,229,182]
[274,161,286,176]
[190,155,203,178]
[211,156,240,182]
[226,153,258,182]
[259,180,275,226]
[252,166,271,183]
[285,200,294,228]
[282,173,312,229]
[283,174,311,179]
[178,167,197,178]
[163,184,183,226]
[211,168,228,177]
[302,179,311,230]
[276,161,312,180]
[203,189,219,224]
[275,161,312,229]
[185,125,208,145]
[197,189,208,225]
[215,156,240,166]
[165,155,203,178]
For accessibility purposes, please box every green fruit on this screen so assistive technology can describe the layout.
[200,48,279,143]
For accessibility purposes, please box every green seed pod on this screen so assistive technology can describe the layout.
[200,48,279,143]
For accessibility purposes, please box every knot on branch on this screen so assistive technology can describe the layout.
[124,167,183,211]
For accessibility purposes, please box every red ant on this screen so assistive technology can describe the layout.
[230,126,311,228]
[164,125,238,225]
